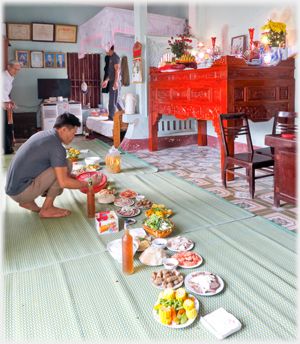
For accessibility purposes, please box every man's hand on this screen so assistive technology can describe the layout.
[2,102,10,110]
[113,81,118,90]
[91,173,103,186]
[102,80,108,88]
[10,101,18,110]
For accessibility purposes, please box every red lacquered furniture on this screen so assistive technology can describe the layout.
[148,56,295,180]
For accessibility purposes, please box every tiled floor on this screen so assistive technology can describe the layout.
[14,133,298,233]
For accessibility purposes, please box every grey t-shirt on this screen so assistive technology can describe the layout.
[108,52,122,82]
[5,129,67,196]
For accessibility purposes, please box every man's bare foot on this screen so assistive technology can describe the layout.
[39,206,71,218]
[19,201,41,212]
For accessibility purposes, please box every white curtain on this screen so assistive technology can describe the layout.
[78,7,186,58]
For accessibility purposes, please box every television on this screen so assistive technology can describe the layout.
[37,78,71,99]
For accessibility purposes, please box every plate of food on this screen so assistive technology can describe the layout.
[129,228,153,251]
[150,269,184,289]
[153,288,199,328]
[139,247,169,266]
[171,251,202,268]
[86,163,101,171]
[119,190,137,198]
[184,271,224,296]
[135,198,154,209]
[72,163,86,175]
[114,198,134,207]
[115,206,140,217]
[167,236,194,252]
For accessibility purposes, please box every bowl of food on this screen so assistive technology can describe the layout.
[142,214,174,238]
[76,171,107,194]
[67,148,80,162]
[163,258,179,270]
[85,156,101,165]
[152,238,167,249]
[86,163,101,171]
[107,239,138,262]
[135,195,145,201]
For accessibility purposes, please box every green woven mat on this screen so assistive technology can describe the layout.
[3,171,254,275]
[69,139,158,176]
[3,215,297,340]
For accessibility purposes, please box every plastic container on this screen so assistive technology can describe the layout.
[122,92,136,114]
[77,171,107,194]
[105,146,122,174]
[122,221,134,274]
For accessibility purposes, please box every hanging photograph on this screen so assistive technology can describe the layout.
[6,23,31,41]
[55,53,66,68]
[31,51,44,68]
[31,22,55,42]
[44,52,55,68]
[55,24,77,43]
[15,50,30,68]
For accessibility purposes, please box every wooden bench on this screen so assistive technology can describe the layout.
[85,110,127,148]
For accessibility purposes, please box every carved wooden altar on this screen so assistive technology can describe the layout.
[148,56,295,171]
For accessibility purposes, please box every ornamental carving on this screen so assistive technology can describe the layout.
[213,89,222,103]
[234,88,244,101]
[234,103,288,122]
[157,89,171,100]
[279,87,288,99]
[190,88,210,101]
[248,87,276,101]
[173,89,188,100]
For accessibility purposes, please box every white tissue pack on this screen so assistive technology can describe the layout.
[200,307,241,339]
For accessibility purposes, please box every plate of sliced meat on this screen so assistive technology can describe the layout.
[184,271,224,296]
[119,190,138,198]
[115,206,140,217]
[167,236,194,252]
[171,251,202,268]
[114,198,134,207]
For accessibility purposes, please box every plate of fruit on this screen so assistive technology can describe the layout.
[152,288,199,328]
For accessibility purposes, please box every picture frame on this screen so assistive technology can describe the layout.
[15,50,30,68]
[231,35,246,55]
[55,24,77,43]
[31,22,55,42]
[31,51,44,68]
[55,53,66,68]
[6,23,31,41]
[44,52,55,68]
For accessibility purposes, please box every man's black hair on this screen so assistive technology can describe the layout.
[110,45,114,51]
[53,112,81,130]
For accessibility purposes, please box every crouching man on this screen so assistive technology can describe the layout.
[5,112,102,218]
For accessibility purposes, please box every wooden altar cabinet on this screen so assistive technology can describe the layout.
[148,56,295,171]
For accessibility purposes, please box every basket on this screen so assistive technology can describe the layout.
[142,219,174,238]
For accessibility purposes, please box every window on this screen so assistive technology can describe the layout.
[67,53,101,107]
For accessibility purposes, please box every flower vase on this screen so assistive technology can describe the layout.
[279,46,288,60]
[270,47,279,66]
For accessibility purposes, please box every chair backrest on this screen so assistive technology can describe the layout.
[219,113,253,157]
[272,111,298,135]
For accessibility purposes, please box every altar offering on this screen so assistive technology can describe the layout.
[95,211,119,234]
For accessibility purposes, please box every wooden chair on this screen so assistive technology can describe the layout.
[219,113,274,199]
[255,111,298,157]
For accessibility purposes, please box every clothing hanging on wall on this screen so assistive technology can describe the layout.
[102,54,110,93]
[121,56,130,87]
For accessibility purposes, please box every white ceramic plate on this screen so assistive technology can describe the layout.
[171,252,203,269]
[115,207,140,217]
[150,278,183,290]
[114,198,134,207]
[166,238,194,252]
[86,166,101,171]
[152,294,199,328]
[119,190,138,198]
[184,271,224,296]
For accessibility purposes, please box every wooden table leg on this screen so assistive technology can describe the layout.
[225,119,234,181]
[197,120,207,146]
[149,111,160,152]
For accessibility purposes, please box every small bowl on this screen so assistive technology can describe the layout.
[135,195,145,201]
[152,238,167,249]
[163,258,179,270]
[85,157,101,165]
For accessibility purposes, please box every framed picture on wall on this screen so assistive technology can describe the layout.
[31,51,44,68]
[31,22,55,42]
[55,53,66,68]
[55,24,77,43]
[231,35,246,54]
[44,52,55,68]
[15,50,30,68]
[6,23,31,41]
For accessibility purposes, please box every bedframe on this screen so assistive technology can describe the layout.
[85,110,127,148]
